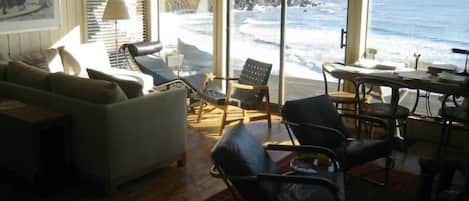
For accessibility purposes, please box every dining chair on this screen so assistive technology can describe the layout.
[417,157,469,201]
[438,94,469,156]
[197,58,273,135]
[355,76,411,152]
[282,95,393,186]
[322,61,361,114]
[211,123,345,201]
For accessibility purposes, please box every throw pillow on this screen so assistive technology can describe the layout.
[58,42,113,77]
[58,46,82,76]
[11,49,63,72]
[86,68,143,98]
[49,72,128,104]
[7,61,50,90]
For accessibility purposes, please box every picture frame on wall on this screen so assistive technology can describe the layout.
[0,0,60,33]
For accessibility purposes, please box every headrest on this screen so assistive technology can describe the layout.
[126,41,163,57]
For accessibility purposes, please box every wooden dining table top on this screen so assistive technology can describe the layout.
[323,62,468,96]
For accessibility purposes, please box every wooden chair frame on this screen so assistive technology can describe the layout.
[197,73,272,135]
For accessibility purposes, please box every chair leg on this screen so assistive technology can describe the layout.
[219,105,229,136]
[437,120,448,158]
[384,156,393,186]
[197,99,205,123]
[265,88,272,128]
[444,121,453,155]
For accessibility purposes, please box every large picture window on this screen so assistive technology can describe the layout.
[158,0,214,75]
[366,0,468,69]
[86,0,147,68]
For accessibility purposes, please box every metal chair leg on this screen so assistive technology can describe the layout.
[219,105,229,136]
[197,99,205,123]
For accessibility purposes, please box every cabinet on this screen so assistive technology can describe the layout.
[0,100,70,186]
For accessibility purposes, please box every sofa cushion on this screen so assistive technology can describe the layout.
[87,68,143,98]
[0,63,6,81]
[58,42,113,77]
[11,49,63,72]
[7,61,50,90]
[49,72,128,104]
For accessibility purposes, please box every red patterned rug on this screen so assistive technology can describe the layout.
[205,155,418,201]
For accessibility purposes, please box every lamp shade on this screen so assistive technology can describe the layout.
[103,0,130,20]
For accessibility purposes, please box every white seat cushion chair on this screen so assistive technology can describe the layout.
[58,42,154,93]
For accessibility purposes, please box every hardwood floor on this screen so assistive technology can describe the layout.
[2,104,457,201]
[1,106,288,201]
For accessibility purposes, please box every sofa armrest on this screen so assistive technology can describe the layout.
[105,88,187,180]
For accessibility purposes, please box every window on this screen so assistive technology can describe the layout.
[366,0,469,70]
[227,2,281,103]
[226,1,349,103]
[366,0,469,115]
[158,0,214,75]
[86,0,147,68]
[285,1,348,101]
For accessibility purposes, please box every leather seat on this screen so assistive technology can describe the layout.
[360,103,410,119]
[344,139,389,168]
[439,106,469,123]
[211,123,345,201]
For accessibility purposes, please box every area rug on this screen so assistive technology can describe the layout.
[205,157,418,201]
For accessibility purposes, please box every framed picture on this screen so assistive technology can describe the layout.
[0,0,60,33]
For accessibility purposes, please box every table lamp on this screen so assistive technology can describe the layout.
[451,48,469,76]
[103,0,130,65]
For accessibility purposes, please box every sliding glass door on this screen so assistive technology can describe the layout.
[159,0,214,74]
[284,0,348,101]
[227,1,282,104]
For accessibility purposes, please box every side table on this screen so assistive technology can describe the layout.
[0,100,71,187]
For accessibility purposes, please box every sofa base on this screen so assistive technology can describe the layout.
[105,152,186,194]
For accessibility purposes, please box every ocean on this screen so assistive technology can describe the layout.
[160,0,469,80]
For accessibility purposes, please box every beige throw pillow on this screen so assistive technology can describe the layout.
[11,49,63,72]
[7,61,50,90]
[58,46,82,76]
[49,72,128,104]
[86,68,143,98]
[58,42,113,77]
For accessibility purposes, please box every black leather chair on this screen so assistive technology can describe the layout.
[123,41,207,92]
[355,76,411,151]
[211,123,345,201]
[438,94,469,156]
[417,158,469,201]
[282,95,393,186]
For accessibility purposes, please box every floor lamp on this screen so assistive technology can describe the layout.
[103,0,130,68]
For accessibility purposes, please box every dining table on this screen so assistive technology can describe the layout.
[323,62,468,101]
[324,62,469,156]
